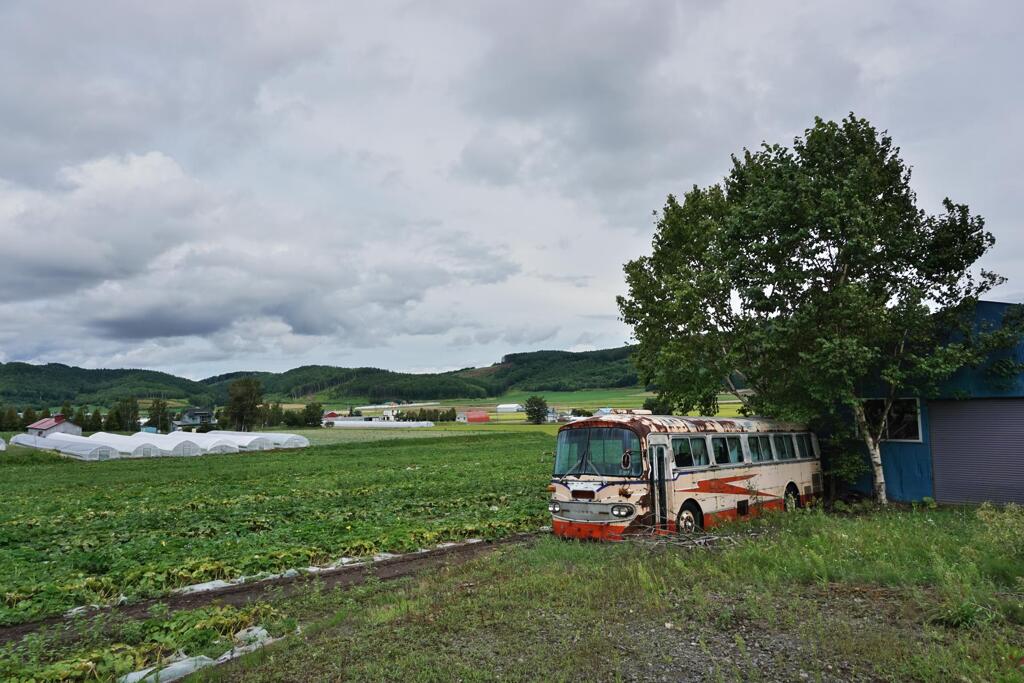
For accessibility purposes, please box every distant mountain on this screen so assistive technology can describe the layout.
[0,362,216,408]
[0,346,640,409]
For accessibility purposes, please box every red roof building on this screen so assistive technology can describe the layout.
[27,414,83,438]
[463,410,490,423]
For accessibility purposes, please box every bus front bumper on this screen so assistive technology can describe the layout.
[551,519,631,541]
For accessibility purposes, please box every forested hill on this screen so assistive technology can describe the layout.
[0,346,639,408]
[0,363,216,408]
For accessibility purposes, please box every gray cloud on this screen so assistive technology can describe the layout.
[0,1,1021,375]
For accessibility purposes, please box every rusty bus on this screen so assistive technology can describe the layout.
[547,412,823,540]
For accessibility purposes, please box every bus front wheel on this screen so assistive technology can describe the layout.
[676,501,703,534]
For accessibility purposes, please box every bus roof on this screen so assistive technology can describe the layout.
[559,413,807,437]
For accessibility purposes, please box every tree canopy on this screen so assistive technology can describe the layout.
[524,395,549,424]
[226,379,264,431]
[618,114,1022,502]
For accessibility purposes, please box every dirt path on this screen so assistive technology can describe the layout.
[0,533,538,644]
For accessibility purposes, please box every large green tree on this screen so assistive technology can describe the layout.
[88,408,103,432]
[147,399,171,433]
[619,114,1021,503]
[117,397,140,432]
[524,396,549,425]
[226,379,264,431]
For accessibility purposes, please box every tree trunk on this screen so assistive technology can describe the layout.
[852,402,888,504]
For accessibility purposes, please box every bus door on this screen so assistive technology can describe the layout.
[647,434,671,531]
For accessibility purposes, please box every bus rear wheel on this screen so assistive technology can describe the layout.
[676,501,703,534]
[784,484,802,512]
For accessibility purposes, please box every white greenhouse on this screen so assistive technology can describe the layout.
[89,432,163,457]
[11,434,48,450]
[13,433,118,461]
[0,437,6,451]
[210,430,310,449]
[142,432,238,454]
[205,432,273,451]
[326,420,434,429]
[137,432,204,456]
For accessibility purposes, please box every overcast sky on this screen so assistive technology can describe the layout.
[1,1,1021,379]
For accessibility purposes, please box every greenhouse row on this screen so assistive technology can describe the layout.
[9,430,309,461]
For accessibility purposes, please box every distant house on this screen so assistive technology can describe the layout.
[323,411,342,420]
[457,410,490,423]
[172,408,215,431]
[496,403,524,413]
[26,414,82,438]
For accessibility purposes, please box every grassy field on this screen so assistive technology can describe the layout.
[3,505,1020,681]
[6,418,1017,680]
[204,505,1024,682]
[0,429,555,628]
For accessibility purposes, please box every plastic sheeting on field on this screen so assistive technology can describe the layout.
[0,437,5,451]
[325,420,434,429]
[204,432,274,451]
[210,430,310,448]
[88,432,163,457]
[13,433,118,461]
[132,432,204,456]
[11,434,48,449]
[140,431,239,454]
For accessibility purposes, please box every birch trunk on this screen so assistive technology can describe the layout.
[852,401,888,504]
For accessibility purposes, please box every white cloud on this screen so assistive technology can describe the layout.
[0,0,1021,376]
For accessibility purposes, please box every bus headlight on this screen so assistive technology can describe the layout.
[548,501,561,513]
[611,505,634,518]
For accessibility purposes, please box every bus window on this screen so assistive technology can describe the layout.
[712,436,743,465]
[774,434,796,460]
[672,437,709,468]
[796,433,812,459]
[749,435,771,462]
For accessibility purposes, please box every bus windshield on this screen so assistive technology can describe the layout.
[554,427,643,478]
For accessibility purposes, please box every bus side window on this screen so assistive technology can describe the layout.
[759,436,774,461]
[774,434,796,460]
[748,435,766,462]
[673,437,710,468]
[796,434,812,459]
[712,437,739,465]
[691,438,709,466]
[711,437,725,465]
[672,438,692,468]
[727,436,742,463]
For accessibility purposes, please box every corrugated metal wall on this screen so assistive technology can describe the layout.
[930,399,1024,504]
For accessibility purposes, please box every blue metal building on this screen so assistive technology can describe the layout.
[865,300,1024,503]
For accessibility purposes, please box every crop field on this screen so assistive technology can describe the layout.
[5,504,1021,681]
[0,429,555,627]
[295,424,561,446]
[202,504,1024,682]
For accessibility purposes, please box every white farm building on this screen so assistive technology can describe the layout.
[26,415,81,437]
[496,403,524,413]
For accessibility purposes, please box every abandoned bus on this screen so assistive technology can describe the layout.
[548,412,822,540]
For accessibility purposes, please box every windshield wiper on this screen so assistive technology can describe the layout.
[560,448,590,480]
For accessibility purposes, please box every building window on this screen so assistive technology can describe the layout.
[863,398,921,442]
